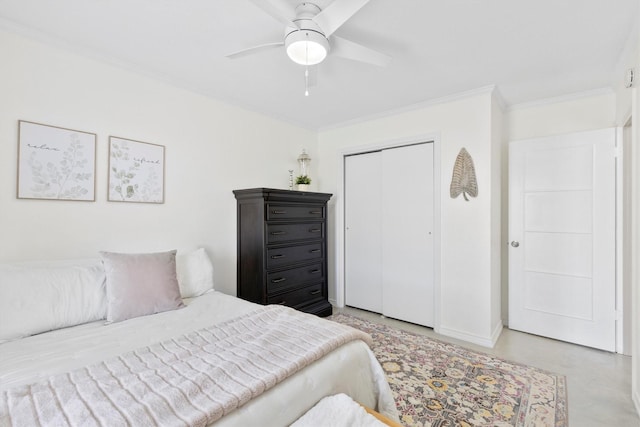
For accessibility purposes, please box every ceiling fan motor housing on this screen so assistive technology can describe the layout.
[284,3,330,65]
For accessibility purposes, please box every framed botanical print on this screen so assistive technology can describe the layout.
[17,120,96,201]
[108,136,165,203]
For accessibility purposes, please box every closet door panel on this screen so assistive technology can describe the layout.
[381,143,434,327]
[344,152,383,312]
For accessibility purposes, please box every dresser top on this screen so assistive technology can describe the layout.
[233,188,332,202]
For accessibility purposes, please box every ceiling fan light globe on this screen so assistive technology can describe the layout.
[287,41,326,65]
[285,30,330,65]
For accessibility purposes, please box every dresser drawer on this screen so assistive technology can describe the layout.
[266,242,323,269]
[267,282,324,308]
[266,222,324,244]
[266,262,324,293]
[267,204,325,221]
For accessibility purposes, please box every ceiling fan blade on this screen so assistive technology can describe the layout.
[313,0,370,37]
[248,0,297,28]
[226,42,284,59]
[331,36,391,67]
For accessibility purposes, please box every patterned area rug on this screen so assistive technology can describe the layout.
[329,313,567,427]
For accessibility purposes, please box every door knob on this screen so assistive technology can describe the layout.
[510,241,520,248]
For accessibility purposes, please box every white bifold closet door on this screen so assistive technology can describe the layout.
[345,143,434,327]
[344,151,383,313]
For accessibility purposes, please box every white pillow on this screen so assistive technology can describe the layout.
[176,248,215,298]
[0,259,106,342]
[100,250,184,323]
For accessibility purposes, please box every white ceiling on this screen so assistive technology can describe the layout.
[0,0,637,130]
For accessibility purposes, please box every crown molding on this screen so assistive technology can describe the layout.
[318,85,499,132]
[507,87,615,112]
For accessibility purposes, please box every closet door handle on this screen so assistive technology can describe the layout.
[272,277,286,283]
[270,254,286,259]
[270,231,287,235]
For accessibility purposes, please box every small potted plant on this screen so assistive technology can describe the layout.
[295,175,311,191]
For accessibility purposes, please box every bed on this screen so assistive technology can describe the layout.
[0,250,398,426]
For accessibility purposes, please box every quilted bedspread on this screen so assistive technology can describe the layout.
[0,306,372,427]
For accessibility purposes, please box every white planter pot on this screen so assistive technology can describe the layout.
[297,184,310,191]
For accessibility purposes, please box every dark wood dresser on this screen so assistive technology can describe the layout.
[233,188,333,317]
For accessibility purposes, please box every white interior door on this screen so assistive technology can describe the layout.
[344,152,383,313]
[509,129,616,351]
[381,143,434,327]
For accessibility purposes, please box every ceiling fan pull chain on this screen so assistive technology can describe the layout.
[304,41,310,96]
[305,66,310,97]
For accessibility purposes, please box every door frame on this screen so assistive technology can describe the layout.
[334,132,442,332]
[617,117,632,355]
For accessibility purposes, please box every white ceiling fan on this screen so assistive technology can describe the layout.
[226,0,391,68]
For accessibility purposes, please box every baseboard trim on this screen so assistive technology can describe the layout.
[438,321,503,348]
[490,321,504,347]
[634,388,640,419]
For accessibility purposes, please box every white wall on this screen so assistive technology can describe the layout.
[613,8,640,415]
[0,29,317,296]
[633,82,640,419]
[611,17,640,360]
[506,90,617,141]
[631,5,640,417]
[317,88,503,347]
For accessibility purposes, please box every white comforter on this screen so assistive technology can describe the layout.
[291,394,388,427]
[0,292,398,426]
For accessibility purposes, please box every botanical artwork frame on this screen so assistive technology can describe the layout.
[108,136,165,203]
[17,120,97,201]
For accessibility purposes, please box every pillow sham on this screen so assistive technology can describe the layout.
[176,248,215,298]
[100,250,184,323]
[0,259,106,342]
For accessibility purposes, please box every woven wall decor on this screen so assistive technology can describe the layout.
[450,147,478,201]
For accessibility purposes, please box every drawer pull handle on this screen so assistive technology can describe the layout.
[309,228,321,233]
[272,277,287,283]
[270,254,286,259]
[310,210,322,214]
[310,290,321,295]
[277,301,286,305]
[310,249,321,253]
[310,269,321,274]
[270,231,287,235]
[272,210,287,214]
